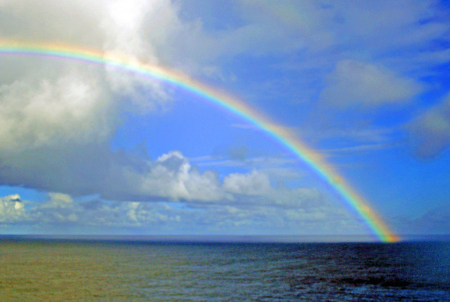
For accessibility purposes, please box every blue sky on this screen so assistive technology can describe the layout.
[0,0,449,239]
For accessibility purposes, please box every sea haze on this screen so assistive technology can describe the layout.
[1,236,450,301]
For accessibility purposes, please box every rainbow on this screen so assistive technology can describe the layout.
[0,40,399,242]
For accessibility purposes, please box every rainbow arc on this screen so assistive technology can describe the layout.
[0,40,399,242]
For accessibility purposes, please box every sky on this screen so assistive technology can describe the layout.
[0,0,449,240]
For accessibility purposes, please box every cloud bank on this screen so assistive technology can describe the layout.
[0,192,362,235]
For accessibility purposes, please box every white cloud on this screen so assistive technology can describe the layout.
[319,59,422,108]
[0,70,114,151]
[0,194,26,223]
[0,0,176,118]
[223,170,271,196]
[134,151,223,202]
[0,0,188,198]
[100,0,173,112]
[43,193,74,209]
[101,151,318,206]
[0,0,106,47]
[92,150,221,202]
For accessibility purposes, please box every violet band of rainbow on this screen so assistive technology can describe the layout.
[0,40,400,242]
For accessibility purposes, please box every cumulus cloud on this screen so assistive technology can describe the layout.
[0,194,26,223]
[0,139,322,210]
[0,0,106,47]
[319,60,422,109]
[107,150,224,202]
[0,193,78,226]
[101,0,173,111]
[0,0,186,200]
[408,94,450,158]
[101,151,325,208]
[223,170,271,196]
[0,0,176,116]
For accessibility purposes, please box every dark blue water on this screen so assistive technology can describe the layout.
[89,240,450,301]
[2,238,450,301]
[128,241,450,301]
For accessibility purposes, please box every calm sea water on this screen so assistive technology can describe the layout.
[1,237,450,301]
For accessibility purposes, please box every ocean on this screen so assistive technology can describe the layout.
[1,237,449,301]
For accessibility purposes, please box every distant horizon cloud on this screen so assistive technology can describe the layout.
[0,191,362,235]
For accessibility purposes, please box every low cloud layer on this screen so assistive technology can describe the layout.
[0,193,361,235]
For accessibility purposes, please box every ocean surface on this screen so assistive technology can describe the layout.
[1,237,450,301]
